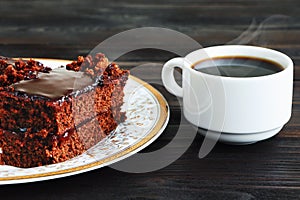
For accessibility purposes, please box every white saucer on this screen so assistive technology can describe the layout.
[198,126,283,145]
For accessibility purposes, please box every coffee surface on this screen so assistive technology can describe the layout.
[192,56,284,77]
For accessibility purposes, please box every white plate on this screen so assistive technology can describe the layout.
[0,59,169,185]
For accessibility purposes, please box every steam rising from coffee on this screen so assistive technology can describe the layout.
[228,15,292,46]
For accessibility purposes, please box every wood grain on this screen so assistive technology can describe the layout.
[0,0,299,199]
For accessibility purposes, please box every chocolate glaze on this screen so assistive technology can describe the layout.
[12,67,93,99]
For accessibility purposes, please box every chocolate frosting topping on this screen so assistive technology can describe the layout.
[12,67,93,99]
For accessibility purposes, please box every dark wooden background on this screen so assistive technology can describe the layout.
[0,0,300,199]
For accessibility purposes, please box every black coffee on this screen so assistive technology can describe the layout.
[192,56,284,77]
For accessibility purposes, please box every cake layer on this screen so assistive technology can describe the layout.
[0,113,118,168]
[0,59,129,136]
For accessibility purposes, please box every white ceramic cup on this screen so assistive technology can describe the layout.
[162,45,293,144]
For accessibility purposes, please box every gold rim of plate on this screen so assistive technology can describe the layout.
[0,59,169,181]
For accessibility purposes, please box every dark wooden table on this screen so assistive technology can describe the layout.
[0,0,300,199]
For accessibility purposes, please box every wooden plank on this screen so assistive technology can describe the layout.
[0,0,299,199]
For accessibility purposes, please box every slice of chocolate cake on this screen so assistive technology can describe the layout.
[0,54,129,168]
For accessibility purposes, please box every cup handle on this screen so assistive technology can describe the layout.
[162,57,185,98]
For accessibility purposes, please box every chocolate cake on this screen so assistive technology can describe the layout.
[0,54,129,168]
